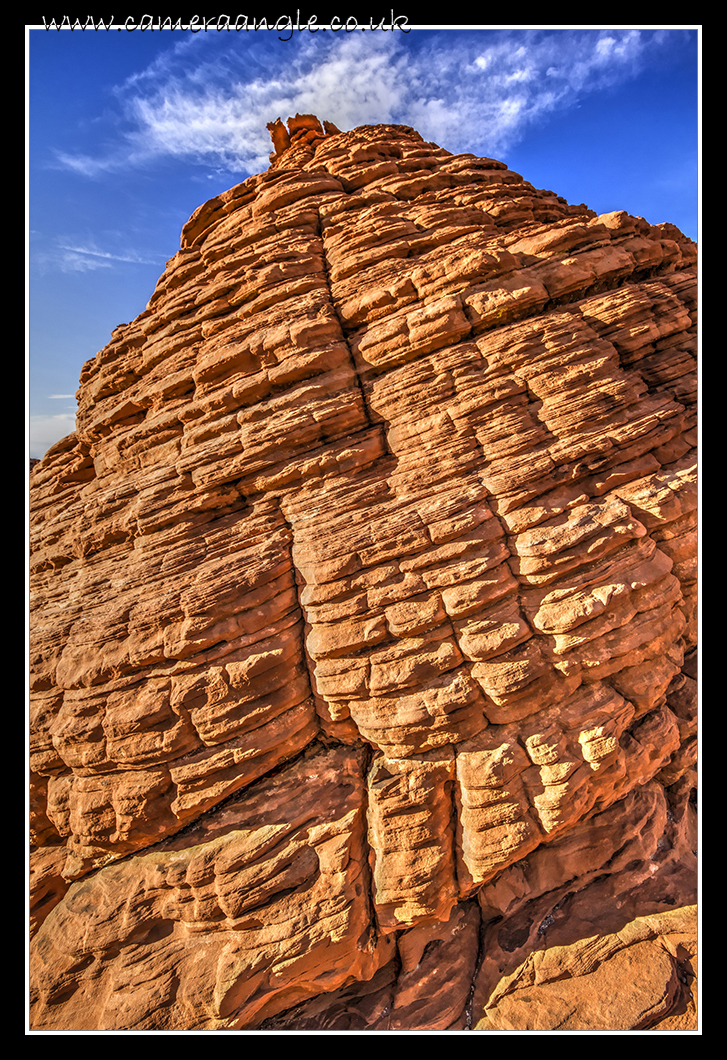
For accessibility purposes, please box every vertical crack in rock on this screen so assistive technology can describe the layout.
[315,202,377,437]
[30,118,697,1032]
[275,498,324,736]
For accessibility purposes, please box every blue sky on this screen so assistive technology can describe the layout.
[27,24,699,459]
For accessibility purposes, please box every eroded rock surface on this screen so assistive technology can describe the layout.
[29,119,697,1031]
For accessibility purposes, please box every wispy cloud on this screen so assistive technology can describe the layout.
[54,29,682,177]
[29,413,77,458]
[35,240,159,274]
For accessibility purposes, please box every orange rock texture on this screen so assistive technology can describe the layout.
[29,118,697,1031]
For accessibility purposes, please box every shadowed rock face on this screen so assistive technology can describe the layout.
[29,120,697,1031]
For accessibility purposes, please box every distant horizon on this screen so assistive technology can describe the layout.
[28,24,699,459]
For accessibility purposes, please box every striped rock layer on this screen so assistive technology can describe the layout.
[29,120,697,1031]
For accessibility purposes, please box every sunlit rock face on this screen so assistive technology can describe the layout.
[29,118,697,1031]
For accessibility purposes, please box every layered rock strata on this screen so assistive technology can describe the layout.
[29,118,697,1031]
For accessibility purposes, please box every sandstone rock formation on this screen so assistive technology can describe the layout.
[29,117,697,1031]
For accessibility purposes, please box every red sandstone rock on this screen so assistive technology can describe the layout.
[472,775,697,1031]
[29,119,697,1031]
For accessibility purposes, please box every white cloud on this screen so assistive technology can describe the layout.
[55,249,113,272]
[29,413,77,459]
[35,241,159,275]
[53,151,120,179]
[58,243,157,264]
[54,28,677,176]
